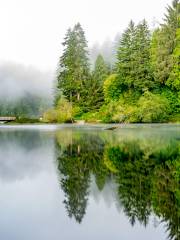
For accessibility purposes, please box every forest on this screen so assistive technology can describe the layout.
[43,0,180,123]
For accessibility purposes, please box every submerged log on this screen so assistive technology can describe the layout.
[104,126,118,130]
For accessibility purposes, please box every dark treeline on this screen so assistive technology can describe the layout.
[55,131,180,239]
[0,93,51,118]
[44,0,180,123]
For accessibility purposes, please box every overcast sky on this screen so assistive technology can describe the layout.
[0,0,172,72]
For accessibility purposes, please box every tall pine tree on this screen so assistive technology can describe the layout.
[116,20,136,91]
[56,23,90,110]
[116,20,153,93]
[151,0,180,86]
[132,20,154,91]
[89,54,109,109]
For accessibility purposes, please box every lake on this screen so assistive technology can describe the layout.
[0,124,179,240]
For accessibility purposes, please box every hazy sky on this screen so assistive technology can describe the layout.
[0,0,172,71]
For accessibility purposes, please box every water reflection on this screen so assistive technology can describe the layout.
[55,128,180,240]
[0,125,179,240]
[0,129,54,181]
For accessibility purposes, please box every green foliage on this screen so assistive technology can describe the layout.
[93,54,109,84]
[151,0,180,85]
[116,20,136,89]
[56,23,90,111]
[15,117,40,124]
[161,88,180,113]
[116,20,154,92]
[168,113,180,122]
[0,94,51,118]
[112,104,139,123]
[79,111,100,123]
[98,91,170,123]
[103,74,121,102]
[43,98,77,123]
[51,1,180,123]
[166,28,180,91]
[87,54,109,109]
[98,101,119,123]
[137,91,170,122]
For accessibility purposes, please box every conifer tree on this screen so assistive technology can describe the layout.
[93,55,109,84]
[116,20,136,91]
[81,55,109,112]
[132,20,154,91]
[151,0,180,85]
[88,54,109,109]
[116,20,153,93]
[56,23,90,110]
[166,2,180,91]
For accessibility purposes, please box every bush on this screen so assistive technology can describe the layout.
[43,98,75,123]
[79,112,100,123]
[103,74,121,102]
[98,101,119,123]
[98,91,170,123]
[43,109,59,123]
[15,117,40,124]
[168,113,180,122]
[161,88,180,113]
[112,104,139,123]
[137,91,170,122]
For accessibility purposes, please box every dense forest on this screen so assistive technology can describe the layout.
[0,94,51,118]
[44,0,180,123]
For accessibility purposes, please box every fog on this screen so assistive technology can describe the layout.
[0,37,118,104]
[89,33,121,67]
[0,62,54,100]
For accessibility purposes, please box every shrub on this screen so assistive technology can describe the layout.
[137,91,170,122]
[98,101,119,123]
[43,98,75,123]
[56,98,73,123]
[43,109,58,123]
[98,91,171,123]
[161,88,180,113]
[103,74,121,102]
[79,112,100,123]
[112,104,139,123]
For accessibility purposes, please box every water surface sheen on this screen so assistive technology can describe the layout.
[0,124,179,240]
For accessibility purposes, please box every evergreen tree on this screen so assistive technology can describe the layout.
[166,16,180,91]
[132,20,154,91]
[116,20,153,93]
[86,54,109,110]
[116,20,136,91]
[151,0,180,85]
[93,55,109,84]
[57,23,90,110]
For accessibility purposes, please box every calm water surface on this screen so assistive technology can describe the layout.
[0,124,179,240]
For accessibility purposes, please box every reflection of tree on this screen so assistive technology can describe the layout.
[56,132,107,223]
[149,145,180,240]
[152,163,180,240]
[56,142,90,223]
[106,142,153,226]
[105,141,180,239]
[55,130,180,239]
